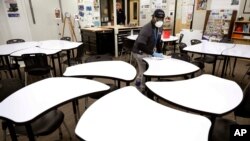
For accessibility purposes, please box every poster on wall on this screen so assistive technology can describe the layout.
[78,0,100,27]
[196,0,207,10]
[5,0,20,17]
[231,0,239,5]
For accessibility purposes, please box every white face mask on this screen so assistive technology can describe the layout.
[155,21,163,28]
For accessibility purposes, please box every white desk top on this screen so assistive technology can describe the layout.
[184,40,235,55]
[63,61,137,81]
[222,44,250,59]
[10,47,61,57]
[0,77,109,123]
[126,34,178,42]
[127,34,138,40]
[38,40,82,50]
[0,42,37,55]
[161,35,179,42]
[143,57,199,77]
[75,86,211,141]
[146,74,243,115]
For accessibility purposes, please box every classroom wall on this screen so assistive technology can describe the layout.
[0,0,80,44]
[0,2,11,44]
[0,0,245,44]
[0,0,32,44]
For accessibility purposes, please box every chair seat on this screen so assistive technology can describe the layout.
[211,118,238,141]
[0,79,24,102]
[0,63,20,70]
[89,83,117,99]
[191,61,205,70]
[85,55,113,63]
[15,110,64,136]
[195,55,216,64]
[63,58,83,66]
[25,67,51,76]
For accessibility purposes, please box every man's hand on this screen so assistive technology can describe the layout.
[152,52,163,58]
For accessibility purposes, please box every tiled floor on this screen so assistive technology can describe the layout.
[1,53,250,141]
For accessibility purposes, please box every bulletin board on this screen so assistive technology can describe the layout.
[175,0,194,34]
[78,0,101,28]
[139,0,168,26]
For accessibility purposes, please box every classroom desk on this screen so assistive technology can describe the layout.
[11,47,61,76]
[183,40,235,75]
[63,60,137,87]
[127,34,178,42]
[221,44,250,77]
[38,40,83,73]
[0,42,37,78]
[143,57,199,81]
[75,86,211,141]
[145,74,243,116]
[0,77,110,141]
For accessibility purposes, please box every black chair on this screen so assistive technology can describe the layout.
[234,81,250,120]
[164,33,184,54]
[60,36,71,41]
[211,82,250,141]
[120,36,135,64]
[84,55,116,109]
[22,53,53,85]
[179,42,205,71]
[211,117,238,141]
[14,109,71,140]
[0,79,71,141]
[6,39,25,44]
[63,44,85,66]
[60,36,72,58]
[3,39,25,79]
[0,57,9,79]
[171,52,191,62]
[191,39,217,74]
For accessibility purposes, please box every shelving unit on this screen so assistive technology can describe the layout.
[202,10,237,41]
[232,21,250,41]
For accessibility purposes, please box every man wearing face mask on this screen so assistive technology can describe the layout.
[132,9,165,92]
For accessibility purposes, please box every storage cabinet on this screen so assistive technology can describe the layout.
[81,29,114,55]
[117,28,140,55]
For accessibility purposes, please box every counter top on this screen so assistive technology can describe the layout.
[81,25,141,32]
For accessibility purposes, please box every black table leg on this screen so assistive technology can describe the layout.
[126,82,130,86]
[118,80,121,88]
[25,123,36,141]
[4,56,13,78]
[66,50,71,66]
[232,57,237,77]
[57,53,62,76]
[6,120,18,141]
[212,56,217,75]
[221,56,227,78]
[51,55,57,77]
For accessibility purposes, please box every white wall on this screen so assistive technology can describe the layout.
[0,2,11,44]
[0,0,32,44]
[0,0,81,43]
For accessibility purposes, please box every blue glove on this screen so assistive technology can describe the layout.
[152,52,163,58]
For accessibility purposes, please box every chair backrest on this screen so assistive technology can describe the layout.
[234,81,250,118]
[22,53,50,75]
[60,37,71,41]
[6,39,25,44]
[179,42,188,54]
[190,39,202,45]
[171,53,191,62]
[76,44,85,59]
